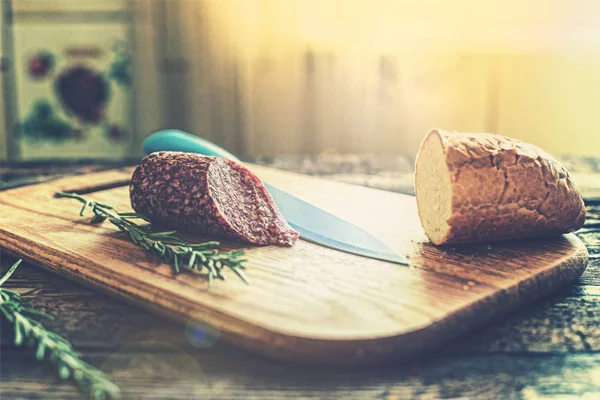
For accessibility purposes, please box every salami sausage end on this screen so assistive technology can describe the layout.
[130,152,299,246]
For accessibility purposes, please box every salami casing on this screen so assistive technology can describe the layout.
[129,152,299,246]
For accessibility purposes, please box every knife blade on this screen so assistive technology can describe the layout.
[142,130,409,265]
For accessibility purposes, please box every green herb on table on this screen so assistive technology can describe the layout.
[0,259,121,400]
[55,192,249,286]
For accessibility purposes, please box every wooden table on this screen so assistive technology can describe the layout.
[1,155,599,399]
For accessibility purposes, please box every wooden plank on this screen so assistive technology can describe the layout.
[1,349,599,399]
[0,165,590,365]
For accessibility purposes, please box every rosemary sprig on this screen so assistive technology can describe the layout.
[55,192,248,285]
[0,259,121,400]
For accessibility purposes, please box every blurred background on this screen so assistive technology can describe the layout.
[1,0,600,163]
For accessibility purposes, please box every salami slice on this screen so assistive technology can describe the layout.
[129,152,299,246]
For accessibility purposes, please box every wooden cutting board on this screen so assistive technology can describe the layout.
[0,165,589,365]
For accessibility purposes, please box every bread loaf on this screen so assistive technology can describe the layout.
[415,129,586,245]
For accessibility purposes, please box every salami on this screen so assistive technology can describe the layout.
[129,152,299,246]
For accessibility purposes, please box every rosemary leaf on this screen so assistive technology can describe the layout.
[0,259,21,286]
[79,201,89,216]
[0,260,121,399]
[36,341,46,360]
[56,192,248,286]
[147,230,178,238]
[174,255,180,273]
[188,242,220,250]
[188,252,197,269]
[206,262,218,281]
[14,320,23,345]
[90,214,105,224]
[93,201,114,209]
[117,212,150,220]
[231,266,250,284]
[152,241,166,256]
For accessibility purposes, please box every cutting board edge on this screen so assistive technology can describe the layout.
[212,234,589,365]
[0,226,588,366]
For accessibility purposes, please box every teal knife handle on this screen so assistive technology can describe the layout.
[142,129,241,162]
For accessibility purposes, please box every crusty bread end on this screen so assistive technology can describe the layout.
[415,129,586,245]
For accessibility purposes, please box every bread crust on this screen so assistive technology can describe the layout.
[418,129,586,245]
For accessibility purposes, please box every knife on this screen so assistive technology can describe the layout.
[142,130,409,265]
